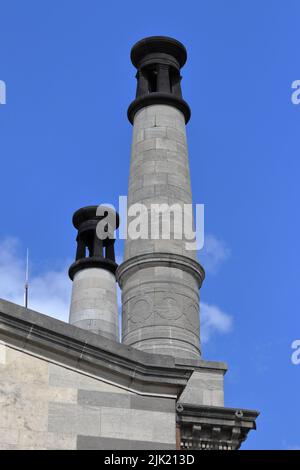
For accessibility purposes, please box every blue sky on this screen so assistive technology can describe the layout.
[0,0,299,449]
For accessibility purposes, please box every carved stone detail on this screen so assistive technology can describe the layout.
[185,303,200,329]
[154,293,182,320]
[177,403,259,450]
[130,298,152,324]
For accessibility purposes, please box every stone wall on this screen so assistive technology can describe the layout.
[0,342,176,450]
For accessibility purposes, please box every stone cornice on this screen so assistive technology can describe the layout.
[0,298,225,397]
[177,403,259,450]
[116,253,205,289]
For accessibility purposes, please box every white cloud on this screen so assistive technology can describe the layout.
[199,234,231,274]
[0,237,71,322]
[201,301,233,343]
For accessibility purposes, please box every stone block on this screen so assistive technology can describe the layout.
[48,402,101,436]
[139,149,168,162]
[1,346,48,385]
[78,390,131,408]
[144,127,167,140]
[130,395,175,413]
[1,395,48,432]
[133,128,144,143]
[134,139,156,154]
[166,127,186,144]
[143,174,168,187]
[100,407,175,444]
[155,138,177,152]
[46,432,77,450]
[48,363,111,392]
[0,427,19,446]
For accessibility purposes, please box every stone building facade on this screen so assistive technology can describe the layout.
[0,36,259,450]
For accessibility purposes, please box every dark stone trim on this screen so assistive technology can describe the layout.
[177,403,259,422]
[69,257,118,280]
[177,403,259,450]
[0,299,226,396]
[127,93,191,124]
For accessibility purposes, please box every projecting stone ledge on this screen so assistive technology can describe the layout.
[177,403,259,450]
[0,298,258,450]
[0,298,225,397]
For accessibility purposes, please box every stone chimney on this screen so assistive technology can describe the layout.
[69,205,119,341]
[117,37,205,359]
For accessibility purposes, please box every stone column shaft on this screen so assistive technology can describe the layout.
[118,104,204,359]
[69,267,119,340]
[69,206,119,341]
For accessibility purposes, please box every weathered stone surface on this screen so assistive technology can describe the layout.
[0,427,19,446]
[0,340,179,449]
[100,407,175,443]
[48,402,101,435]
[0,341,6,364]
[46,432,77,450]
[49,363,127,393]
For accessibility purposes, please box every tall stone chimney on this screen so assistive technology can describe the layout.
[69,205,119,341]
[117,36,205,359]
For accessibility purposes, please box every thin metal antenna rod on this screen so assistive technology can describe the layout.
[24,249,29,308]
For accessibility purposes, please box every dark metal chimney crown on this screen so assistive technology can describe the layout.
[68,205,119,280]
[127,36,191,124]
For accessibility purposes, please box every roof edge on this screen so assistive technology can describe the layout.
[0,298,227,396]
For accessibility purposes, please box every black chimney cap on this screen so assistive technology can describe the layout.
[130,36,187,69]
[72,205,119,229]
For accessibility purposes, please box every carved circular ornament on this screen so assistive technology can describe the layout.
[130,298,152,323]
[157,296,182,320]
[185,303,200,329]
